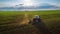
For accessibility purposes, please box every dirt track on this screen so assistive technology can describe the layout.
[20,13,29,25]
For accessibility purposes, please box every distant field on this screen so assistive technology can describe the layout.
[0,10,60,34]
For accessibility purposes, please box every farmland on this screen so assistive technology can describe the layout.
[0,10,60,34]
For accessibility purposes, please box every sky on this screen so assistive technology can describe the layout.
[0,0,60,10]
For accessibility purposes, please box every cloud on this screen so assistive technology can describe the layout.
[39,2,60,7]
[0,3,60,10]
[36,3,60,9]
[55,4,60,7]
[0,3,18,7]
[0,0,60,8]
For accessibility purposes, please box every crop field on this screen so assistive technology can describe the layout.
[0,10,60,34]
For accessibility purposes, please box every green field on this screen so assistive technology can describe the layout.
[0,10,60,34]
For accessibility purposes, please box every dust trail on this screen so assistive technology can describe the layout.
[20,13,29,25]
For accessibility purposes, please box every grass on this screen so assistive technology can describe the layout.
[0,10,60,34]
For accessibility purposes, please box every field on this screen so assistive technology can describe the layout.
[0,10,60,34]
